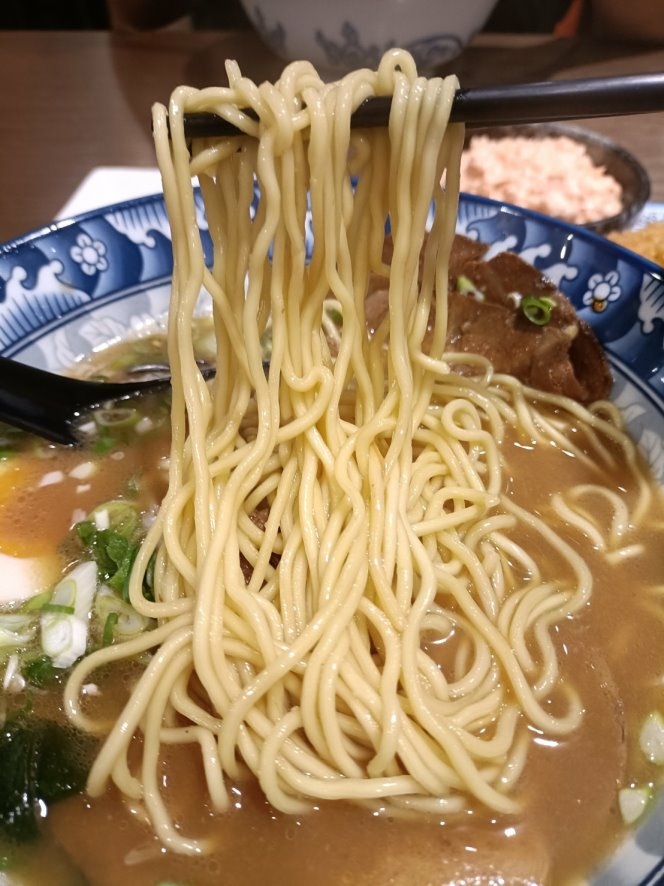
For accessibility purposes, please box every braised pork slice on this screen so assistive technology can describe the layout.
[365,234,612,404]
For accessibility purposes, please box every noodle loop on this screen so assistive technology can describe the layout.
[64,51,647,854]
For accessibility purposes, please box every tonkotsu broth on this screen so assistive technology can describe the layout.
[1,341,664,884]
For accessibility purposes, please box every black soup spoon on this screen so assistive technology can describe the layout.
[0,355,183,446]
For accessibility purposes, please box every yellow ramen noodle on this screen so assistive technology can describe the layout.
[63,50,657,858]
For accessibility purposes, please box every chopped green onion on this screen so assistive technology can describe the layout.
[20,590,52,613]
[94,407,138,429]
[95,586,153,641]
[90,501,140,537]
[102,612,119,647]
[456,275,485,301]
[40,603,75,615]
[618,786,651,824]
[93,435,116,455]
[639,710,664,765]
[76,502,151,601]
[520,295,556,326]
[0,614,36,648]
[40,562,97,669]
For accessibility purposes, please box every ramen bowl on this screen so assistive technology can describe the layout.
[235,0,498,76]
[1,192,664,884]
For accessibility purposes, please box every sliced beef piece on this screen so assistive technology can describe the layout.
[460,249,557,308]
[364,234,612,404]
[449,244,612,403]
[365,285,391,336]
[377,229,490,281]
[447,231,490,280]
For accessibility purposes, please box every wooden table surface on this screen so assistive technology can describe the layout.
[0,28,663,242]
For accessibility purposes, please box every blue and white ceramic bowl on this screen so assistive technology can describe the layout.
[0,192,663,883]
[236,0,498,76]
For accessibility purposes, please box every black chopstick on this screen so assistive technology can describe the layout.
[181,73,664,139]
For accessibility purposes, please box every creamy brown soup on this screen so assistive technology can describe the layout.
[0,330,664,886]
[1,341,664,886]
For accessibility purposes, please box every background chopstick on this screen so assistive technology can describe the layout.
[181,73,664,139]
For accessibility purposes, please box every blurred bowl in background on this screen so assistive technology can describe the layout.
[461,122,651,235]
[236,0,498,76]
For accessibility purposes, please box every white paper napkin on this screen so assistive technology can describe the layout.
[57,167,162,220]
[57,166,664,231]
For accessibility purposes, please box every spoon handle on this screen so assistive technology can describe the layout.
[0,356,169,446]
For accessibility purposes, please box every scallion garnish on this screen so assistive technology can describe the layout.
[40,603,75,615]
[20,590,52,613]
[102,612,120,647]
[457,274,475,293]
[94,407,139,430]
[521,295,556,326]
[456,275,485,301]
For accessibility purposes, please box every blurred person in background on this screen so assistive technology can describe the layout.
[484,0,664,43]
[0,0,660,45]
[103,0,664,44]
